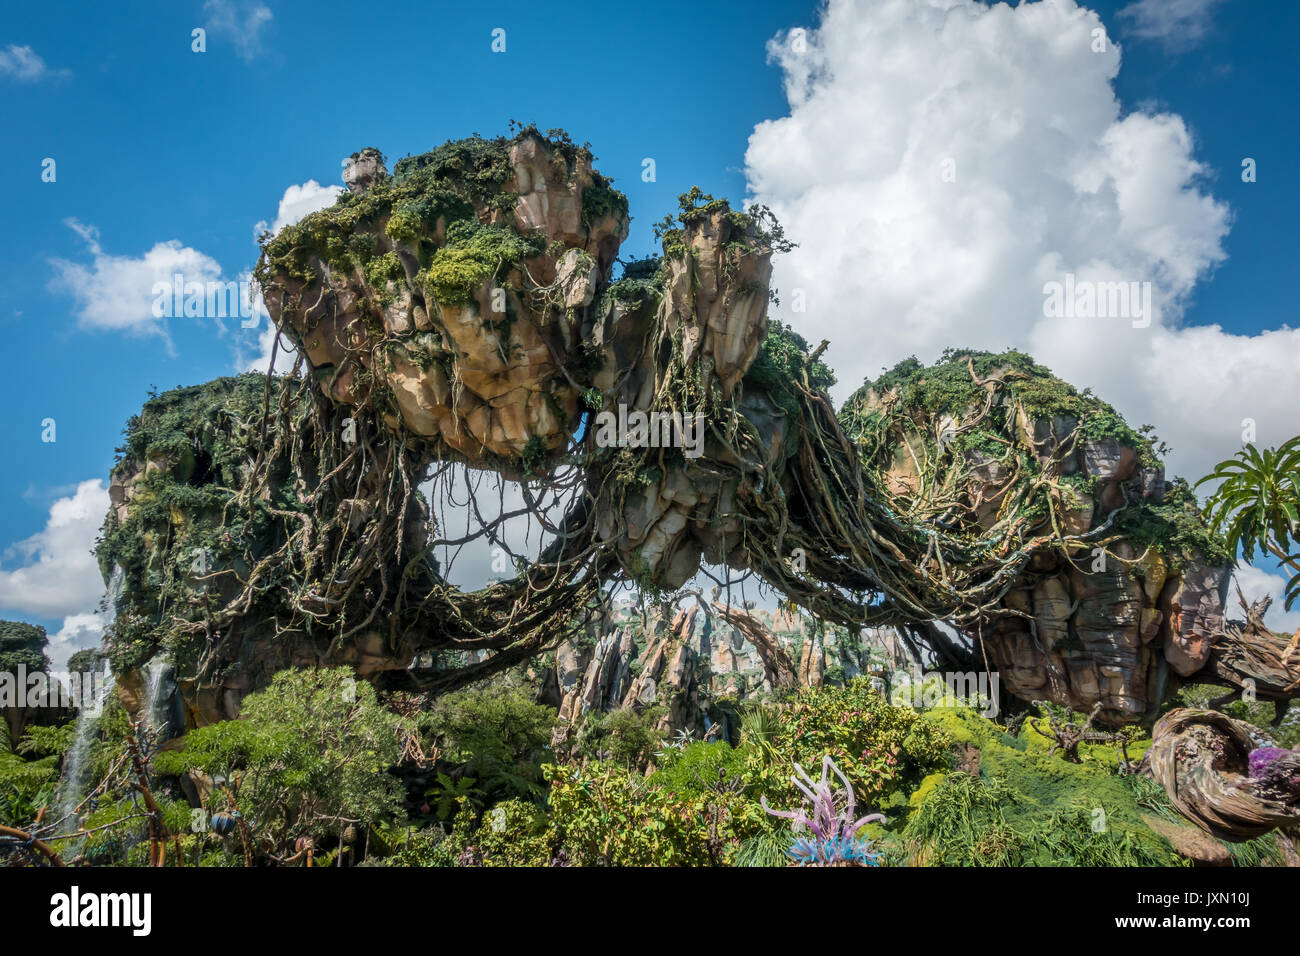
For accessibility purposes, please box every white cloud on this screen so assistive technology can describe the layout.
[1232,564,1300,636]
[0,44,69,82]
[46,613,106,675]
[745,0,1299,484]
[203,0,274,62]
[0,480,109,620]
[1119,0,1225,49]
[48,219,224,338]
[241,315,299,373]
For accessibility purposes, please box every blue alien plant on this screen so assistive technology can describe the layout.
[761,755,885,866]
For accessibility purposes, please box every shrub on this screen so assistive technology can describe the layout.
[469,799,554,866]
[745,679,952,810]
[155,667,406,852]
[426,686,556,803]
[575,706,665,771]
[543,762,768,866]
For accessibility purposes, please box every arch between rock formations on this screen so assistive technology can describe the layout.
[101,130,1300,731]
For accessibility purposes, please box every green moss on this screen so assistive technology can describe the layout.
[1116,478,1232,566]
[893,707,1185,866]
[364,251,405,288]
[842,348,1150,452]
[419,220,545,306]
[255,127,623,338]
[581,174,629,230]
[97,375,314,672]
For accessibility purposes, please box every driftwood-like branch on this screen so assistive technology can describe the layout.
[710,602,799,691]
[1144,708,1300,841]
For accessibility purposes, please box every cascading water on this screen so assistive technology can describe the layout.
[141,653,175,739]
[53,565,123,833]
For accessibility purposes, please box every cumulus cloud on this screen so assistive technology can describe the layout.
[0,44,69,82]
[46,613,107,675]
[745,0,1298,484]
[48,219,225,339]
[203,0,274,62]
[1119,0,1225,49]
[0,480,109,620]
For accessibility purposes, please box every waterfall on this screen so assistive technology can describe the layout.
[53,565,123,831]
[141,653,174,738]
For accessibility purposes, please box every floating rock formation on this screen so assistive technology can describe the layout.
[94,129,1297,744]
[839,351,1299,725]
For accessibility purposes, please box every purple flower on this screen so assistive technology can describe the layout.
[1248,747,1288,779]
[761,755,886,866]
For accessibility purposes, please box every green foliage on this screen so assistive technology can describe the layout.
[542,761,768,866]
[97,374,304,672]
[580,177,630,231]
[894,707,1184,866]
[425,772,483,820]
[1116,478,1232,566]
[256,126,624,323]
[747,679,952,810]
[733,830,791,867]
[1198,436,1300,608]
[744,320,837,421]
[651,740,747,795]
[370,826,456,867]
[15,722,74,759]
[833,347,1226,575]
[0,620,49,675]
[574,705,665,771]
[896,770,1180,866]
[419,220,545,306]
[469,799,554,866]
[653,187,794,261]
[426,686,556,803]
[155,667,406,849]
[843,348,1151,458]
[364,250,405,288]
[0,741,59,827]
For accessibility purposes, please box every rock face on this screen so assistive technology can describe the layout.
[551,601,801,749]
[982,540,1220,723]
[258,129,786,589]
[588,207,787,589]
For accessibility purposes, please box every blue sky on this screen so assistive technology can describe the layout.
[2,0,1297,658]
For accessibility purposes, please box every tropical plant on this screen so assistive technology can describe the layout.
[425,772,483,820]
[761,755,884,866]
[425,686,556,803]
[1197,436,1300,608]
[574,705,665,771]
[154,667,406,854]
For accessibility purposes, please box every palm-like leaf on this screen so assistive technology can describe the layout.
[1197,437,1300,607]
